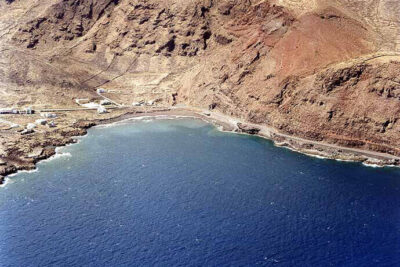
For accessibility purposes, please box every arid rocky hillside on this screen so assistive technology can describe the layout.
[1,0,400,158]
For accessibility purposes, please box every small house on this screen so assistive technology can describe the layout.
[97,88,106,94]
[97,106,108,114]
[26,123,37,130]
[35,119,47,125]
[100,99,112,105]
[147,100,155,106]
[41,113,57,119]
[21,129,34,135]
[25,107,33,114]
[132,100,145,106]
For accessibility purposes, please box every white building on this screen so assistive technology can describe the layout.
[26,123,37,130]
[35,119,47,125]
[41,113,57,119]
[21,129,34,135]
[147,100,155,106]
[132,100,145,106]
[82,102,100,109]
[100,99,112,105]
[97,88,106,94]
[25,107,33,114]
[97,106,108,114]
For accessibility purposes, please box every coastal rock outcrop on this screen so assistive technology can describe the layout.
[236,123,261,135]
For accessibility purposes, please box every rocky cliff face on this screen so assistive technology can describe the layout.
[2,0,400,156]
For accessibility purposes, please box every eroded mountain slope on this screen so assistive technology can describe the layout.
[1,0,400,171]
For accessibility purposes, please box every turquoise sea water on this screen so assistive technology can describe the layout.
[0,118,399,266]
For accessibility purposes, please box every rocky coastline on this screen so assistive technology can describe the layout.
[1,107,399,186]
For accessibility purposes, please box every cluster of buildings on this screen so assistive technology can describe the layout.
[21,115,57,135]
[0,108,58,135]
[0,107,34,115]
[78,89,114,114]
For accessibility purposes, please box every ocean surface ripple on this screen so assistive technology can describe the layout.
[1,119,399,266]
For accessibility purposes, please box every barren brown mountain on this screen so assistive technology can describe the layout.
[1,0,400,179]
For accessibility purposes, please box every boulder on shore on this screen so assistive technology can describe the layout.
[236,123,261,135]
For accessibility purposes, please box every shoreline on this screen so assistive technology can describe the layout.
[1,107,399,186]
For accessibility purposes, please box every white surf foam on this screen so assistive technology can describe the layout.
[362,162,383,168]
[0,177,9,188]
[8,169,39,178]
[39,150,72,164]
[1,169,39,188]
[96,115,204,129]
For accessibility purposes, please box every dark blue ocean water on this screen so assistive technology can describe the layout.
[0,118,399,267]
